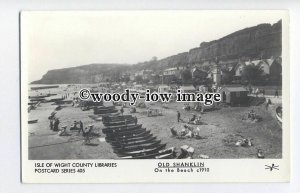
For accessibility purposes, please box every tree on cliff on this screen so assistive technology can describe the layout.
[135,75,143,84]
[241,64,263,85]
[221,69,234,84]
[181,69,192,84]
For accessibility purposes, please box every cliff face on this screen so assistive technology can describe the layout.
[32,20,282,84]
[32,64,130,84]
[152,20,282,68]
[190,22,281,61]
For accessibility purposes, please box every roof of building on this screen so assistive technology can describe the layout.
[192,67,207,73]
[268,57,282,66]
[164,67,178,71]
[245,60,268,66]
[221,86,248,92]
[180,85,196,91]
[158,85,170,88]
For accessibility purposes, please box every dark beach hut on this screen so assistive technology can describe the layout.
[219,86,249,105]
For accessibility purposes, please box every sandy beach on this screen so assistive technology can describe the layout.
[27,85,282,160]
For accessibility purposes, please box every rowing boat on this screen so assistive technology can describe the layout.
[113,140,161,152]
[105,130,151,141]
[28,119,38,124]
[110,137,157,148]
[103,119,137,127]
[115,143,166,156]
[120,147,174,159]
[104,128,147,137]
[102,115,133,121]
[93,109,118,115]
[155,151,175,159]
[93,106,116,114]
[106,133,153,143]
[102,124,142,134]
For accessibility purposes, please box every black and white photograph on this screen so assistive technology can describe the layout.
[20,10,290,183]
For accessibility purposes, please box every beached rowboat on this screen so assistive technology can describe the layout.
[105,130,151,141]
[103,127,144,135]
[28,119,38,124]
[110,137,157,148]
[93,109,118,115]
[103,115,133,120]
[105,128,147,137]
[115,143,166,156]
[106,133,153,143]
[103,119,137,127]
[120,147,174,159]
[113,140,161,152]
[102,124,142,134]
[155,152,175,159]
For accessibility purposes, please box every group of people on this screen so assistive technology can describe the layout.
[170,124,201,139]
[249,86,280,98]
[62,93,70,100]
[70,120,83,131]
[177,111,201,124]
[49,112,60,131]
[49,116,94,144]
[182,103,191,111]
[78,124,94,144]
[189,114,201,125]
[247,110,258,121]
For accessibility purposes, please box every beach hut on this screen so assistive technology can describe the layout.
[219,86,249,105]
[198,85,209,93]
[158,85,170,93]
[179,85,196,93]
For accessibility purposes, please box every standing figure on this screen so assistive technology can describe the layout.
[120,107,124,115]
[79,124,93,145]
[275,89,279,98]
[79,121,83,132]
[177,111,181,123]
[265,102,269,110]
[50,120,53,130]
[53,118,60,131]
[134,116,138,125]
[255,88,259,98]
[268,99,272,105]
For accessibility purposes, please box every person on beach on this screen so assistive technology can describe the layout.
[58,125,67,136]
[53,118,60,131]
[189,114,196,122]
[255,88,259,98]
[50,120,53,130]
[79,121,83,132]
[268,98,272,105]
[120,107,124,115]
[134,116,138,125]
[275,89,279,98]
[80,125,93,145]
[265,102,269,110]
[177,111,181,123]
[70,121,78,130]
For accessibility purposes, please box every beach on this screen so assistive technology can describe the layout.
[28,85,282,160]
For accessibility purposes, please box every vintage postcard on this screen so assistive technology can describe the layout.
[21,10,290,183]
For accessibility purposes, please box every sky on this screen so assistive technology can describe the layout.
[21,11,284,82]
